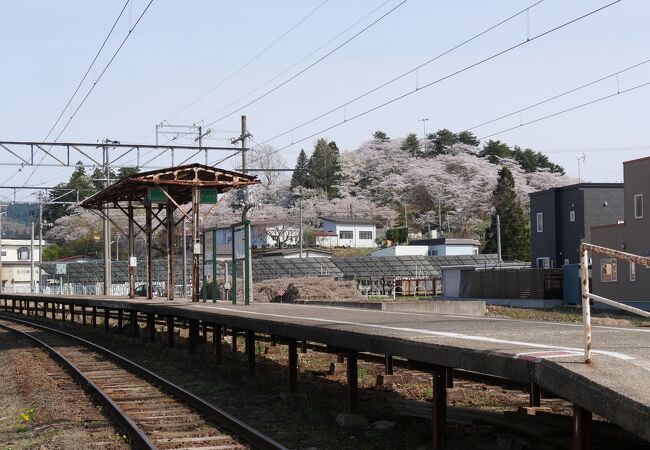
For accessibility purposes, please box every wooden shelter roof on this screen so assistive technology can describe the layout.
[80,163,258,209]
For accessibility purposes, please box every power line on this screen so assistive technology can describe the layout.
[239,0,622,168]
[160,0,330,124]
[20,0,156,187]
[253,0,545,149]
[478,79,650,140]
[42,0,130,143]
[203,0,409,128]
[468,58,650,132]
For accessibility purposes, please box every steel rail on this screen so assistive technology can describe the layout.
[0,318,156,450]
[0,313,288,450]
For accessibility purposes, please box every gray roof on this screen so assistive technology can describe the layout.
[319,216,377,225]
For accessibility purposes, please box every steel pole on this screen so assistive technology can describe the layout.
[299,189,303,258]
[182,217,187,297]
[30,222,35,293]
[38,201,43,293]
[0,208,3,293]
[496,214,502,264]
[240,115,253,304]
[580,246,592,364]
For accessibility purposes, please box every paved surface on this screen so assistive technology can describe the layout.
[2,294,649,442]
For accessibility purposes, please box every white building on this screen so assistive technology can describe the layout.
[409,238,480,256]
[371,238,480,257]
[316,216,377,248]
[0,239,45,292]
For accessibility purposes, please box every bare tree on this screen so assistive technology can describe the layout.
[251,144,286,187]
[265,224,298,248]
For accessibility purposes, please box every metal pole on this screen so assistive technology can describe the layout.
[496,214,502,264]
[30,222,35,293]
[166,199,175,301]
[191,185,200,302]
[38,201,43,293]
[182,217,187,297]
[580,246,592,364]
[128,202,136,298]
[299,189,303,258]
[240,115,253,304]
[438,198,442,235]
[103,145,112,295]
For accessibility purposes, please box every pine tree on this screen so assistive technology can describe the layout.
[290,149,309,189]
[304,138,342,199]
[400,133,420,156]
[457,130,479,146]
[483,167,530,260]
[373,130,389,142]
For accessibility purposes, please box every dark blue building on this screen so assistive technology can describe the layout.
[529,183,624,268]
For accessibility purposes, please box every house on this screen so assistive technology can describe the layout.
[529,183,624,268]
[317,216,377,248]
[0,239,45,292]
[409,238,480,256]
[371,245,429,257]
[591,157,650,307]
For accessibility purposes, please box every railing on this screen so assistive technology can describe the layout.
[580,243,650,363]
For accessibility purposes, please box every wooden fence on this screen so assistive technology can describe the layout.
[468,268,563,299]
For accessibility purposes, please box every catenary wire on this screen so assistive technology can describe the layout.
[19,0,156,187]
[236,0,622,168]
[252,0,545,149]
[202,0,409,128]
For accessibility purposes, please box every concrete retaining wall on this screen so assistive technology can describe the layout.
[297,300,486,317]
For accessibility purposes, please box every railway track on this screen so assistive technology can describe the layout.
[0,314,287,450]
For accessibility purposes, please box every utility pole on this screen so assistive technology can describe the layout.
[298,188,304,258]
[577,153,586,183]
[115,233,120,261]
[234,115,253,303]
[496,214,502,264]
[404,204,409,244]
[419,118,429,151]
[38,200,43,293]
[30,222,35,293]
[182,218,187,297]
[102,144,112,295]
[438,198,442,236]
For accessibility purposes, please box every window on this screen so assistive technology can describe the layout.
[600,258,617,283]
[564,258,570,266]
[17,247,30,260]
[569,210,575,222]
[359,231,373,240]
[630,262,636,282]
[536,212,543,232]
[536,257,550,269]
[634,194,644,219]
[0,251,4,257]
[473,248,479,255]
[339,231,353,240]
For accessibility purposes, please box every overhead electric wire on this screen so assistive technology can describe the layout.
[20,0,156,187]
[468,58,650,131]
[42,0,130,143]
[252,0,545,149]
[233,0,622,168]
[478,79,650,140]
[202,0,409,128]
[161,0,330,124]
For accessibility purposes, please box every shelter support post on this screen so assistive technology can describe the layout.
[191,186,200,302]
[188,319,199,354]
[530,382,541,407]
[146,205,153,300]
[166,200,175,301]
[128,202,136,298]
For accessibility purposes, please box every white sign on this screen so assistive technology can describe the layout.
[193,242,202,255]
[129,256,137,267]
[55,264,67,275]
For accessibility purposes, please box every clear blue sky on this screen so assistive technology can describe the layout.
[1,0,649,199]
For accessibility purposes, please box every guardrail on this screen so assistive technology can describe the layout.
[580,243,650,363]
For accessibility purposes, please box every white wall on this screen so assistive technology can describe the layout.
[371,245,428,257]
[322,220,376,248]
[429,244,479,256]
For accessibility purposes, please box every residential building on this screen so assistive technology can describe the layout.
[529,183,624,268]
[591,157,650,307]
[409,238,480,256]
[0,239,45,292]
[317,216,377,248]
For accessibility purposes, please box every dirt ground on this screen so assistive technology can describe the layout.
[0,328,127,450]
[487,305,650,327]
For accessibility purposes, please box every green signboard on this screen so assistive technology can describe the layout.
[148,187,218,204]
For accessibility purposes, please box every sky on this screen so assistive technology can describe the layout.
[1,0,649,202]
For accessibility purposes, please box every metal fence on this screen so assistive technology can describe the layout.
[468,268,563,299]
